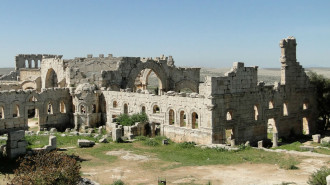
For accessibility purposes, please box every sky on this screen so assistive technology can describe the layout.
[0,0,329,68]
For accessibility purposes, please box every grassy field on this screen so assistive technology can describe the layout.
[18,134,301,170]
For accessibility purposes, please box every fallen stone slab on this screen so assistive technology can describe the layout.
[300,145,314,152]
[99,138,108,143]
[78,139,95,148]
[321,137,330,144]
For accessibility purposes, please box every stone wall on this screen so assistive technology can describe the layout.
[102,90,213,144]
[0,88,73,134]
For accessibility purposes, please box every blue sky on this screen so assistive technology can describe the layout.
[0,0,329,68]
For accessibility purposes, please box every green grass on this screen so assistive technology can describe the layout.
[24,134,301,170]
[0,138,6,145]
[273,142,303,151]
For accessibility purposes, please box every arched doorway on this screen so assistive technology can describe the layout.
[45,68,58,88]
[134,68,163,95]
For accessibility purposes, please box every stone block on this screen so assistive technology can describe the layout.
[300,145,314,151]
[230,139,235,147]
[326,175,330,185]
[99,138,108,143]
[50,128,57,132]
[244,141,250,147]
[78,139,95,148]
[312,134,321,143]
[162,139,169,145]
[7,147,26,159]
[49,136,56,148]
[112,128,122,141]
[6,140,17,148]
[17,141,27,148]
[321,137,330,144]
[8,130,25,141]
[79,133,91,137]
[258,140,263,148]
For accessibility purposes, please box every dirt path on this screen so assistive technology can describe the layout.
[81,150,330,185]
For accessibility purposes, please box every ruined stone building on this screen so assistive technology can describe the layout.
[0,37,317,145]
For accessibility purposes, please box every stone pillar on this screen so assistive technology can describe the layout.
[6,130,27,159]
[28,60,32,68]
[258,140,263,148]
[326,175,330,185]
[230,139,235,147]
[312,134,321,143]
[272,132,278,147]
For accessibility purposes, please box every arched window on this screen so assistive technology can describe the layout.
[269,101,274,109]
[303,102,308,110]
[60,101,66,113]
[153,105,160,113]
[254,105,259,121]
[80,105,86,114]
[226,111,232,121]
[192,112,198,129]
[92,104,96,113]
[0,106,4,119]
[141,106,146,114]
[180,111,186,127]
[283,103,288,116]
[169,109,174,125]
[25,60,29,68]
[13,104,20,117]
[113,101,118,108]
[29,96,37,102]
[47,103,53,115]
[124,104,128,114]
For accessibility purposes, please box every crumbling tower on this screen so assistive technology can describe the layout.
[280,36,309,88]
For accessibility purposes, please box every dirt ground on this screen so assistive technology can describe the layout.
[81,149,330,185]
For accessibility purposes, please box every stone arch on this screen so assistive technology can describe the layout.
[21,81,37,90]
[168,108,175,125]
[60,101,66,113]
[174,79,199,93]
[12,101,20,118]
[78,103,87,114]
[254,104,259,121]
[140,104,146,114]
[0,102,5,119]
[123,103,128,114]
[303,99,309,110]
[177,108,187,127]
[126,61,167,92]
[45,68,58,88]
[191,111,199,129]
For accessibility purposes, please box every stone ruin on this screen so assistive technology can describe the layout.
[0,37,318,145]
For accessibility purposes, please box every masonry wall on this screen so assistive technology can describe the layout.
[102,90,213,144]
[0,88,73,134]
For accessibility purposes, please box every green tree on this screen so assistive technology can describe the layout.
[308,71,330,130]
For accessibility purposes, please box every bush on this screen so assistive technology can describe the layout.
[135,136,148,141]
[177,141,196,149]
[117,113,148,126]
[144,139,159,146]
[308,166,330,185]
[112,179,125,185]
[8,150,81,185]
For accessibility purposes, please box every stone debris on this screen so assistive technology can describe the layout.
[99,138,108,143]
[6,130,27,159]
[78,139,95,148]
[312,134,321,143]
[321,137,330,144]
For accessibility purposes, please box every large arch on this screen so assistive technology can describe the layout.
[45,68,58,88]
[174,79,199,93]
[126,61,167,92]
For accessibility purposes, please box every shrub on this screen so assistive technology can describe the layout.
[144,139,159,146]
[308,166,330,185]
[112,179,125,185]
[8,150,81,185]
[117,113,148,126]
[177,141,196,149]
[135,136,148,141]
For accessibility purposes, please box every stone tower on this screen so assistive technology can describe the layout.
[279,36,309,88]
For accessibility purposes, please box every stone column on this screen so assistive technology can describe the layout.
[272,132,278,147]
[28,60,32,68]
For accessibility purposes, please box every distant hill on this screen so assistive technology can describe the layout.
[0,68,14,75]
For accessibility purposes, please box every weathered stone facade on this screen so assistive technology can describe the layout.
[0,37,317,145]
